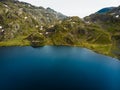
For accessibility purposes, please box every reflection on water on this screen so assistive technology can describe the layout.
[0,46,120,90]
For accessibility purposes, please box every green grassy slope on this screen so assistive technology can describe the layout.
[0,0,120,59]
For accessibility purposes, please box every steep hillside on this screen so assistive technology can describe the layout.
[0,0,66,42]
[27,16,112,57]
[84,6,120,59]
[0,0,119,59]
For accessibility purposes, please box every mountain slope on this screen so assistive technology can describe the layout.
[84,6,120,59]
[0,0,66,41]
[0,0,119,59]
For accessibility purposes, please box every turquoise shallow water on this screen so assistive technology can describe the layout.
[0,46,120,90]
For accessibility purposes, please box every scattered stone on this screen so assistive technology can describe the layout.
[1,29,4,32]
[45,32,49,34]
[0,26,2,29]
[4,4,8,8]
[17,8,23,15]
[46,14,49,16]
[85,21,90,24]
[39,33,43,35]
[40,26,43,30]
[49,25,54,28]
[64,27,67,30]
[72,22,75,24]
[51,25,54,27]
[36,25,39,28]
[59,21,62,23]
[115,15,119,18]
[110,13,115,15]
[24,17,28,20]
[33,16,37,20]
[13,24,20,31]
[28,5,31,7]
[5,8,9,13]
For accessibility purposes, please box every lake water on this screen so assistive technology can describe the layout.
[0,46,120,90]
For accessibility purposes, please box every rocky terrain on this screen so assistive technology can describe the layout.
[0,0,120,59]
[0,0,66,42]
[84,6,120,59]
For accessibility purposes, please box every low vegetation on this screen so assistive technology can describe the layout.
[0,0,120,59]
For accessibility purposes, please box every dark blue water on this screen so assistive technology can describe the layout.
[0,46,120,90]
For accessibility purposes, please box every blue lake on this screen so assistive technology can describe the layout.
[0,46,120,90]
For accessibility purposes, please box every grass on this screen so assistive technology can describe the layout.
[0,36,30,46]
[0,38,117,59]
[76,42,113,56]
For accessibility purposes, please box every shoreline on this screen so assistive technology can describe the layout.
[0,42,119,60]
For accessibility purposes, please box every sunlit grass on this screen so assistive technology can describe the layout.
[0,36,30,46]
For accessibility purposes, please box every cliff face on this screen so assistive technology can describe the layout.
[0,0,120,59]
